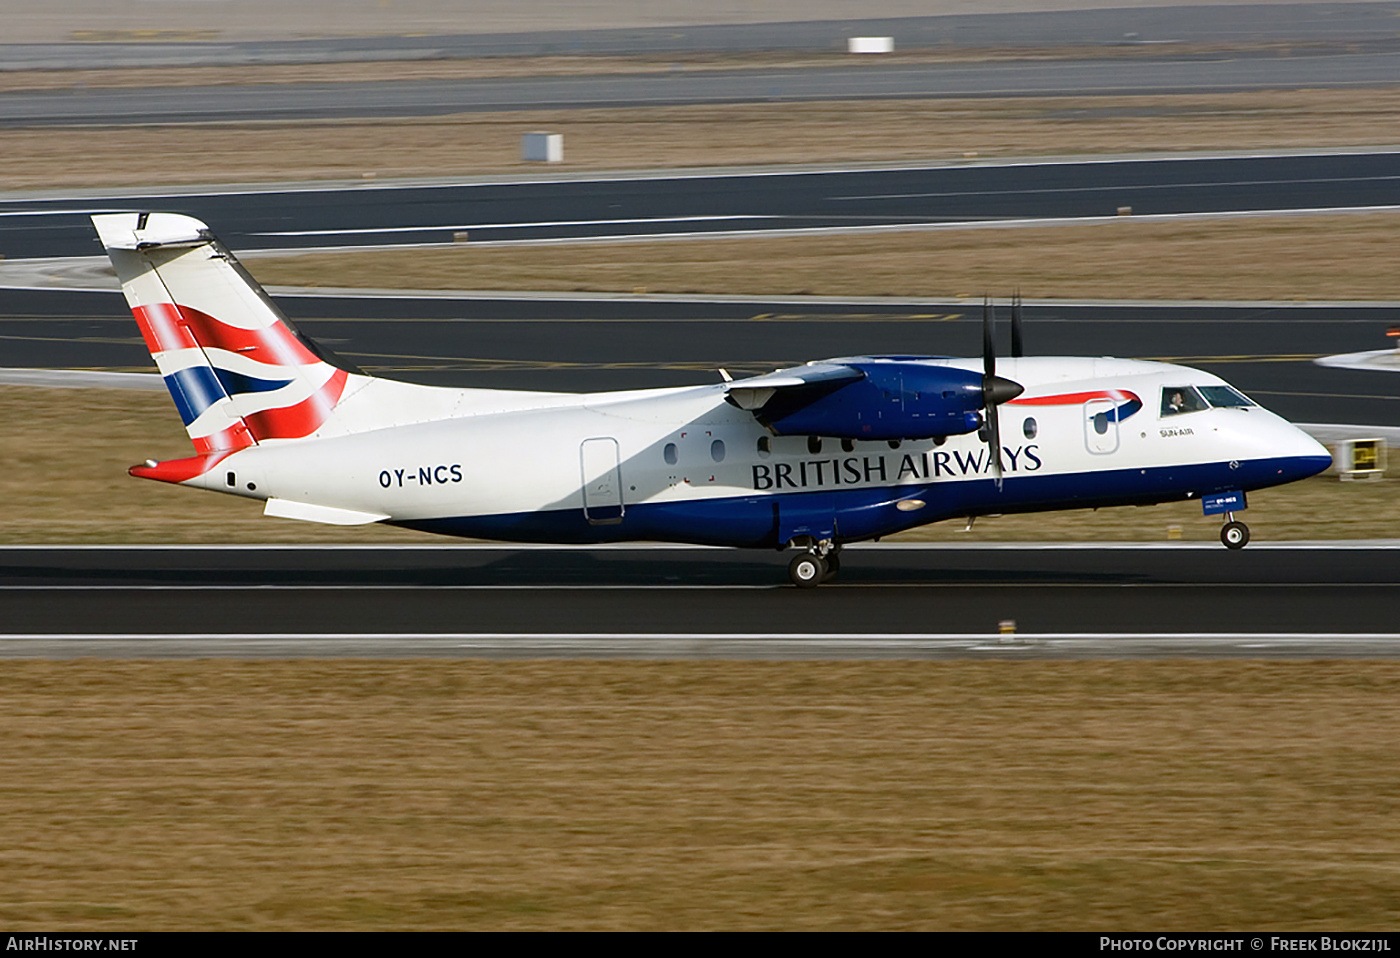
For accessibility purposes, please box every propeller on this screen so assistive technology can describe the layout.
[981,295,1024,488]
[1011,290,1024,359]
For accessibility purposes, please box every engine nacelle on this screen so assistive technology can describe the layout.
[759,362,988,440]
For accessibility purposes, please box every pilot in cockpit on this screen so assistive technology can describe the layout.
[1161,386,1208,416]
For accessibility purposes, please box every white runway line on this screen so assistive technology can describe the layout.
[4,540,1400,551]
[0,368,162,389]
[2,631,1399,659]
[254,214,778,237]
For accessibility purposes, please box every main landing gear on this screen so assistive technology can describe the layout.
[1220,513,1250,550]
[788,538,841,588]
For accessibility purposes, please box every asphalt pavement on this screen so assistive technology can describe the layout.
[2,287,1395,426]
[3,152,1399,259]
[2,545,1398,656]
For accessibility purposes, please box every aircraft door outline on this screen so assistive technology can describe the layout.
[580,437,625,525]
[1083,398,1119,454]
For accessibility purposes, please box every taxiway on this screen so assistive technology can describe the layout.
[2,544,1397,658]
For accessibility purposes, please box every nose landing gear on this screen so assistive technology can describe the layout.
[1220,513,1250,550]
[787,538,841,587]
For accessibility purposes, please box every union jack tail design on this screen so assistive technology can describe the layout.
[93,213,369,480]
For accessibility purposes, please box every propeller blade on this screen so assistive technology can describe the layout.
[982,375,1023,490]
[987,401,1004,487]
[1011,290,1024,359]
[980,295,1017,489]
[982,295,996,381]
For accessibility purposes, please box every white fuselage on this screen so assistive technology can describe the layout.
[185,357,1331,547]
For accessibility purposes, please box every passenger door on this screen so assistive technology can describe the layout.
[580,437,624,525]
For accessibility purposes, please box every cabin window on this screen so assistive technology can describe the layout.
[808,436,822,454]
[887,439,902,449]
[711,439,726,462]
[756,436,771,457]
[1022,417,1037,440]
[1161,386,1208,416]
[663,442,678,465]
[841,438,855,453]
[1093,412,1110,435]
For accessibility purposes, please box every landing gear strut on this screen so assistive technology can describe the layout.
[787,538,841,588]
[1220,513,1250,550]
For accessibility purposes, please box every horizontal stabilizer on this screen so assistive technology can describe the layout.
[92,212,208,250]
[264,498,389,526]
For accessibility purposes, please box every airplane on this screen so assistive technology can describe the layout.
[92,212,1332,587]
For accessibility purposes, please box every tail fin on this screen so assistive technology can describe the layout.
[92,212,363,458]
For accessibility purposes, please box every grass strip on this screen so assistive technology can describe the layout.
[2,659,1399,930]
[250,211,1400,302]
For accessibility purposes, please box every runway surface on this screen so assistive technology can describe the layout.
[7,49,1400,129]
[4,152,1398,258]
[3,544,1399,657]
[3,287,1397,426]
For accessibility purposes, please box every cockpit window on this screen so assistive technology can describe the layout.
[1161,386,1208,416]
[1199,385,1255,408]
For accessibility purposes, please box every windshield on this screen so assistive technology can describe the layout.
[1161,386,1208,416]
[1199,385,1255,408]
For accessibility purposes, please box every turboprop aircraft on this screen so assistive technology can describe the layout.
[93,212,1332,587]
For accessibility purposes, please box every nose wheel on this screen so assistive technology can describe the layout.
[1220,515,1250,550]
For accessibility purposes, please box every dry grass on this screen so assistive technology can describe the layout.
[2,658,1399,930]
[0,385,1385,545]
[4,88,1400,191]
[251,211,1400,302]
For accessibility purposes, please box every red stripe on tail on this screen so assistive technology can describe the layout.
[131,303,197,354]
[178,305,322,365]
[132,303,321,365]
[242,368,349,441]
[191,421,255,455]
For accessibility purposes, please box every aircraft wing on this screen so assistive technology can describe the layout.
[722,358,991,441]
[722,363,865,411]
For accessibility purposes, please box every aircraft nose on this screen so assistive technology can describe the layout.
[1220,411,1332,483]
[1276,421,1332,481]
